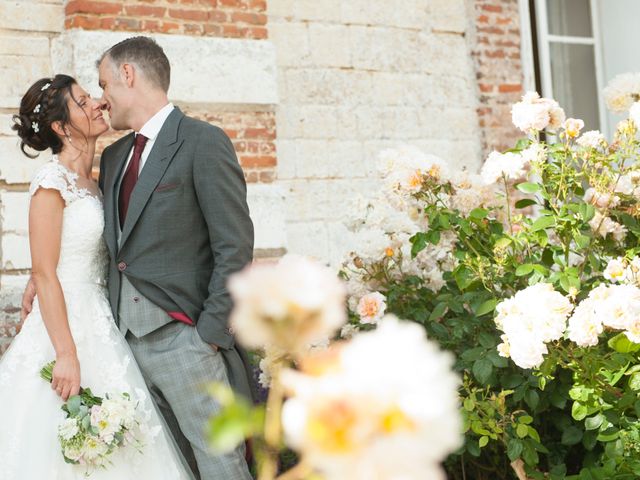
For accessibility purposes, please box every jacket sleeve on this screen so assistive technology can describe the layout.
[192,125,254,348]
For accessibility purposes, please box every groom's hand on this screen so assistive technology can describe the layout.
[19,277,37,331]
[209,343,219,352]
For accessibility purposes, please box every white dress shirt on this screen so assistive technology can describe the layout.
[121,102,175,177]
[117,102,174,241]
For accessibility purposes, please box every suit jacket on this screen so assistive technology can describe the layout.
[98,107,257,400]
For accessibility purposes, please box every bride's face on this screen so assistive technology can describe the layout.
[65,83,109,141]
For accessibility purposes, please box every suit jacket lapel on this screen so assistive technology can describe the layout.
[104,133,134,258]
[118,108,185,251]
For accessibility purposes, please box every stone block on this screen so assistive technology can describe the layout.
[0,137,48,184]
[0,53,52,109]
[428,0,468,33]
[52,30,279,106]
[269,21,311,67]
[247,183,288,250]
[308,24,351,68]
[1,191,30,234]
[285,220,329,262]
[2,232,31,270]
[0,2,64,32]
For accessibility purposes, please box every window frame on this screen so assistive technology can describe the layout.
[520,0,608,135]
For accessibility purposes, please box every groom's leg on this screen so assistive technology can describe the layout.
[130,322,252,480]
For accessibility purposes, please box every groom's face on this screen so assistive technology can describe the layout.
[98,57,132,131]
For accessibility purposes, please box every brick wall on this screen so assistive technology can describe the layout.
[468,0,525,155]
[65,0,268,39]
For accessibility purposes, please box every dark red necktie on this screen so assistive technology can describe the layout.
[119,133,148,229]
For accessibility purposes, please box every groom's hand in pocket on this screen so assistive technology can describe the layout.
[19,277,37,331]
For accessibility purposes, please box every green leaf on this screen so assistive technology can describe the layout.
[475,298,497,317]
[517,182,541,194]
[515,264,535,276]
[629,372,640,391]
[525,390,539,411]
[516,424,529,438]
[607,333,640,353]
[472,358,493,384]
[469,208,489,220]
[518,415,534,425]
[531,215,555,232]
[410,233,428,257]
[561,426,583,446]
[572,402,589,421]
[515,198,537,209]
[527,426,540,442]
[503,373,525,389]
[507,438,523,461]
[479,436,489,448]
[463,398,475,411]
[584,414,604,431]
[428,302,448,321]
[66,395,82,416]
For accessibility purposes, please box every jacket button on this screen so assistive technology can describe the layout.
[133,296,140,303]
[118,261,127,272]
[226,326,234,335]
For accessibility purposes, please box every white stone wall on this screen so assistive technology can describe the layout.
[268,0,482,265]
[0,0,64,312]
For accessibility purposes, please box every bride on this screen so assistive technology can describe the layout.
[0,74,194,479]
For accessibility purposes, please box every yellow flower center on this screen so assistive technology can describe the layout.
[307,401,358,454]
[385,247,395,257]
[361,299,380,317]
[380,406,416,434]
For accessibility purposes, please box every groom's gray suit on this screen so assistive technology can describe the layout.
[98,107,255,480]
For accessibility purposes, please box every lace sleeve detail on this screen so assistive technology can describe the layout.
[29,162,74,203]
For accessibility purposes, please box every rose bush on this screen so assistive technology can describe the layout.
[340,82,640,479]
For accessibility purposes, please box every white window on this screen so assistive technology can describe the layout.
[521,0,640,137]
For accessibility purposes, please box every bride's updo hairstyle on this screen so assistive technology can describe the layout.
[12,74,81,158]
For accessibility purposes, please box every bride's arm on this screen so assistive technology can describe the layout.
[29,188,80,401]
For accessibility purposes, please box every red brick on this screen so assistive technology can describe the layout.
[259,170,276,183]
[248,26,267,39]
[219,0,243,7]
[231,11,267,25]
[485,50,505,58]
[124,5,167,17]
[249,0,266,11]
[184,23,204,34]
[478,83,494,93]
[169,8,209,21]
[67,14,103,29]
[114,17,142,30]
[159,21,181,33]
[244,127,274,140]
[66,0,122,15]
[480,4,502,13]
[240,156,276,168]
[498,83,522,93]
[208,9,228,22]
[245,171,259,183]
[477,26,504,35]
[204,23,224,35]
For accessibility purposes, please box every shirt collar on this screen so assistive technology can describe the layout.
[137,103,175,141]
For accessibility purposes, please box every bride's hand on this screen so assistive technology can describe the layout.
[52,353,81,401]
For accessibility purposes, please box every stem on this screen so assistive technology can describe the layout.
[259,368,285,480]
[502,173,513,235]
[275,462,311,480]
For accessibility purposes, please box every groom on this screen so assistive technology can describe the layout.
[23,36,255,480]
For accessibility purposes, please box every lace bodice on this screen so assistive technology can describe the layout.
[29,156,108,286]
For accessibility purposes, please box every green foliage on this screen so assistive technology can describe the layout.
[342,120,640,478]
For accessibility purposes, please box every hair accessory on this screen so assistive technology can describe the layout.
[40,83,51,91]
[32,122,39,133]
[33,104,41,114]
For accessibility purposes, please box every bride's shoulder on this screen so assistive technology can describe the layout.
[29,156,71,200]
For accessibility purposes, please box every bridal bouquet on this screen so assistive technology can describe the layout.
[40,361,144,474]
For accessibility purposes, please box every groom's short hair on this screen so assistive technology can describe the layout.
[98,36,171,92]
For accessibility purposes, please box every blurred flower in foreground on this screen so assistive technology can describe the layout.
[228,254,347,355]
[281,316,461,480]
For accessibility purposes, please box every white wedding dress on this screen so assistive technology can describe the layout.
[0,157,194,480]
